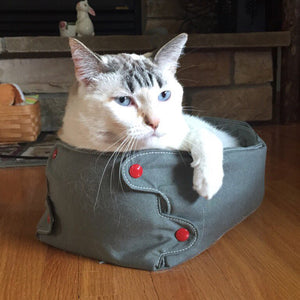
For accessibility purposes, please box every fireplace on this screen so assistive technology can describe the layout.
[0,0,143,36]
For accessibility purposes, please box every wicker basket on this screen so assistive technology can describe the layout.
[0,101,41,143]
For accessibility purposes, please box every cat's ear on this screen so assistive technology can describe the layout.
[154,33,188,74]
[69,38,102,86]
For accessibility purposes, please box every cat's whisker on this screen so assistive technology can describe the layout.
[94,132,128,172]
[117,148,128,197]
[110,135,130,174]
[94,135,130,211]
[109,135,132,197]
[96,132,128,162]
[182,106,205,115]
[96,131,128,153]
[106,136,132,224]
[182,105,202,110]
[115,135,137,198]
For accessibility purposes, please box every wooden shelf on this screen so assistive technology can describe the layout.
[0,31,291,58]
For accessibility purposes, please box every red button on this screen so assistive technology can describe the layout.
[52,149,58,159]
[47,214,51,224]
[129,164,143,178]
[175,228,190,242]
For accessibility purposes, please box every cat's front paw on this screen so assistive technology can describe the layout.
[188,128,225,200]
[191,136,224,200]
[192,164,224,200]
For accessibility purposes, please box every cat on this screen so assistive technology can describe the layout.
[59,33,239,200]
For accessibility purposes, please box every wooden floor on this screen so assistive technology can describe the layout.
[0,123,299,300]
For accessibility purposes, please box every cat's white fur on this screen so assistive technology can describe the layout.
[59,34,239,199]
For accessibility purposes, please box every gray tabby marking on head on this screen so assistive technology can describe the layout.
[96,53,164,93]
[69,33,188,91]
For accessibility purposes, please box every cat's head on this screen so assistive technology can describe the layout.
[67,34,188,149]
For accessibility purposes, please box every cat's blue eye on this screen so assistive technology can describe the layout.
[158,90,171,102]
[115,96,132,106]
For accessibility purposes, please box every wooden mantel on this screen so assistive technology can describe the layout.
[0,31,291,57]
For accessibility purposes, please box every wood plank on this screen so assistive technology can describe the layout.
[79,258,158,299]
[208,226,299,299]
[151,252,242,299]
[0,167,47,300]
[39,249,79,300]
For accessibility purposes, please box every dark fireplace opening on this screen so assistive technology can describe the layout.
[0,0,282,37]
[0,0,143,36]
[181,0,282,34]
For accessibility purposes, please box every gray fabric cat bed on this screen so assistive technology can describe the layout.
[36,117,266,271]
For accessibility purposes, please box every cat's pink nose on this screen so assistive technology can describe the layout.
[145,116,160,130]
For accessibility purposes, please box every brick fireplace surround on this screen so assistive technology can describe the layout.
[0,32,290,131]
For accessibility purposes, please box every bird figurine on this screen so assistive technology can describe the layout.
[75,0,96,37]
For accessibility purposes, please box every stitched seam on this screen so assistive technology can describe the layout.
[122,151,199,269]
[224,143,266,154]
[121,152,183,209]
[122,151,188,210]
[155,199,199,269]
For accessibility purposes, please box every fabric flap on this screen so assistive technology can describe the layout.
[36,196,54,235]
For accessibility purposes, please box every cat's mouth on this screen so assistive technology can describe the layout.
[138,130,165,140]
[152,131,165,138]
[127,126,166,141]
